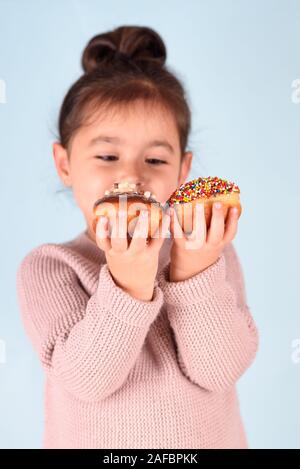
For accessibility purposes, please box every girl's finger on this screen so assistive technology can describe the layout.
[149,210,171,251]
[130,210,149,252]
[111,211,128,252]
[96,216,111,252]
[170,207,186,248]
[223,207,239,244]
[186,203,206,245]
[207,202,225,246]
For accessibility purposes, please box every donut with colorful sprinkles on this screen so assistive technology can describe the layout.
[166,176,242,232]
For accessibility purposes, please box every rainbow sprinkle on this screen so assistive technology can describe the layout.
[167,176,240,205]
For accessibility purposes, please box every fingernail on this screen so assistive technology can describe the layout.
[214,202,222,209]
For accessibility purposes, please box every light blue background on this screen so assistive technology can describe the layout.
[0,0,299,449]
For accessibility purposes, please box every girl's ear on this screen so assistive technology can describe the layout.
[52,142,72,187]
[178,151,193,186]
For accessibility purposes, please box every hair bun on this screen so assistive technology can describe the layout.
[81,25,167,74]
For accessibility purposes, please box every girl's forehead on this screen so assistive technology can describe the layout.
[89,101,175,126]
[79,103,178,144]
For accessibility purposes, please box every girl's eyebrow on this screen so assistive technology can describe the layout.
[88,135,175,154]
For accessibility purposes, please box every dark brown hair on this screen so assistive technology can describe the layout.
[56,25,192,161]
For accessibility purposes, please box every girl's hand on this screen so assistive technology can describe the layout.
[169,202,240,282]
[95,209,171,301]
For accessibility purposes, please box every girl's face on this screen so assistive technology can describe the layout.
[53,100,193,242]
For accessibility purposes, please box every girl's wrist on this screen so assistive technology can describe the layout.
[109,272,155,301]
[169,264,208,282]
[123,285,155,301]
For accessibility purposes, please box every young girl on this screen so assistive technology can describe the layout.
[16,25,259,449]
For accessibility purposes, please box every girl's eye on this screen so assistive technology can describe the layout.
[95,155,118,161]
[95,156,167,165]
[146,158,167,165]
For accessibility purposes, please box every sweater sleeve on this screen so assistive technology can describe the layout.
[157,242,259,392]
[16,245,164,403]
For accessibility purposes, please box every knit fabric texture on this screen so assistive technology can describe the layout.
[16,230,259,449]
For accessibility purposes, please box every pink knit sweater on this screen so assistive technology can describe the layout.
[16,230,259,449]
